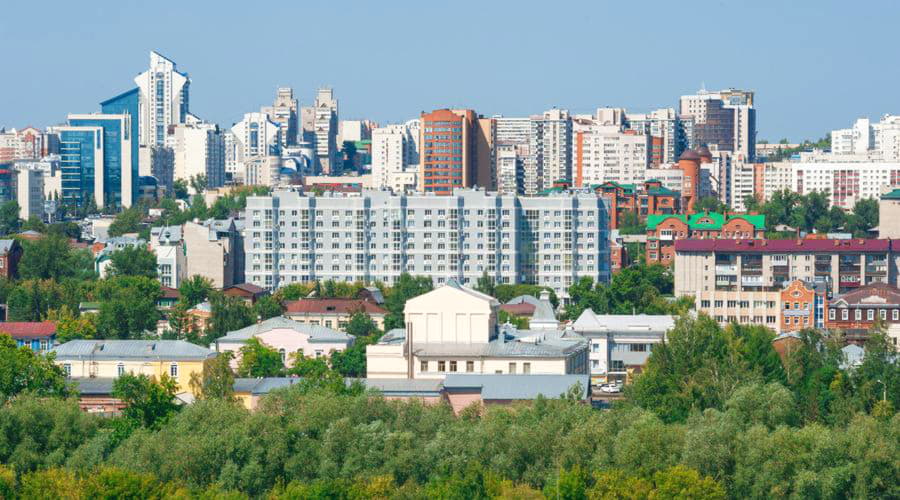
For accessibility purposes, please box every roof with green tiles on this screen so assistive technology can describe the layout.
[593,181,636,194]
[646,212,766,230]
[646,186,680,196]
[881,188,900,200]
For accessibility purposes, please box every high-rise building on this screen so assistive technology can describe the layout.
[313,88,339,174]
[626,108,688,165]
[0,127,52,163]
[100,88,141,201]
[63,113,134,208]
[530,109,572,194]
[261,87,298,149]
[167,122,226,190]
[418,109,495,195]
[16,168,43,221]
[134,51,190,147]
[572,119,648,187]
[494,116,532,195]
[831,115,900,161]
[339,120,373,143]
[371,125,407,190]
[679,88,756,160]
[495,144,523,195]
[243,188,610,299]
[230,112,280,165]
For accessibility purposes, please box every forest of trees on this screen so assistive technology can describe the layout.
[0,312,897,498]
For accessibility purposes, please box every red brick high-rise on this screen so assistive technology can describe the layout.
[419,109,493,195]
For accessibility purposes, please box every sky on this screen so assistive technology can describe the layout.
[1,0,898,142]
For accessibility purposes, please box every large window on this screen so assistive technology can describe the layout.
[170,363,178,378]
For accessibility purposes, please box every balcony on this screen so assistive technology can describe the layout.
[865,265,888,275]
[741,267,763,276]
[741,275,765,286]
[814,264,832,274]
[839,265,861,273]
[772,265,789,274]
[715,264,737,274]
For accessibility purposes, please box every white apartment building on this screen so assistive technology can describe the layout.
[792,161,900,209]
[243,188,610,299]
[149,225,186,288]
[832,115,900,162]
[494,117,532,195]
[371,125,409,190]
[0,127,47,162]
[261,87,298,149]
[496,144,523,195]
[134,51,190,147]
[338,120,371,143]
[626,108,686,164]
[366,281,588,379]
[167,122,225,189]
[16,168,43,220]
[314,88,339,174]
[644,167,684,193]
[530,109,572,194]
[230,112,280,164]
[15,157,60,202]
[574,121,649,187]
[244,156,283,187]
[730,161,756,212]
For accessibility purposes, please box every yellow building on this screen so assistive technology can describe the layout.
[51,339,216,394]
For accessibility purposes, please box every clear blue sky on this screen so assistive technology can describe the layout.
[2,0,898,142]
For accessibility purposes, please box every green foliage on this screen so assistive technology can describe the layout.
[252,295,283,320]
[190,352,236,402]
[0,200,21,236]
[494,283,560,309]
[474,271,495,297]
[328,311,382,377]
[107,206,145,237]
[6,279,68,322]
[383,273,433,330]
[618,209,645,235]
[0,334,70,401]
[45,305,97,343]
[107,245,158,279]
[236,338,283,377]
[173,179,189,200]
[112,373,179,430]
[17,233,96,282]
[695,196,728,213]
[95,276,162,339]
[206,293,255,343]
[564,263,687,320]
[753,188,878,236]
[177,274,214,307]
[498,309,529,329]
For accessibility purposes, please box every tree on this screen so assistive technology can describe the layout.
[173,179,189,200]
[107,206,144,237]
[474,271,495,297]
[18,233,95,282]
[95,276,162,339]
[0,201,20,236]
[44,305,97,343]
[236,338,283,377]
[189,174,208,194]
[6,279,67,322]
[651,465,726,500]
[112,373,179,429]
[253,295,283,320]
[107,245,158,279]
[189,351,236,402]
[21,215,45,233]
[494,283,560,309]
[695,196,726,213]
[618,209,645,235]
[848,197,878,236]
[288,355,330,378]
[383,273,433,330]
[177,275,214,307]
[0,334,70,401]
[206,294,256,343]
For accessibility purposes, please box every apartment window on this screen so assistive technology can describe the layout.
[630,344,648,352]
[881,309,887,320]
[829,309,835,320]
[449,361,457,372]
[420,360,428,372]
[438,361,446,372]
[117,363,125,376]
[868,309,875,321]
[169,363,178,378]
[894,309,899,321]
[63,364,71,377]
[842,309,848,320]
[466,360,474,372]
[508,362,516,374]
[610,360,625,372]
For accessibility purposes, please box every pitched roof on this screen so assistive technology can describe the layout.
[73,377,116,395]
[500,303,536,316]
[881,188,900,200]
[646,212,766,230]
[571,309,675,335]
[51,340,216,361]
[675,238,891,253]
[504,295,557,324]
[216,316,354,344]
[442,374,590,400]
[284,298,387,315]
[830,282,900,307]
[0,321,56,339]
[0,239,17,254]
[412,328,586,358]
[224,283,268,295]
[233,377,302,394]
[160,287,180,300]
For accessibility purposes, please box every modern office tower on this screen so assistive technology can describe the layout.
[261,87,299,149]
[530,109,573,194]
[244,156,283,186]
[100,88,141,200]
[64,113,134,208]
[134,51,190,147]
[243,188,609,299]
[572,119,649,187]
[496,144,524,195]
[313,88,339,174]
[148,146,174,194]
[16,168,43,220]
[167,122,226,190]
[230,112,281,165]
[679,88,756,160]
[56,125,102,208]
[626,108,688,165]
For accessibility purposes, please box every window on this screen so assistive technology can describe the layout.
[881,309,887,320]
[169,363,178,378]
[842,309,848,320]
[855,309,862,321]
[449,361,457,372]
[117,363,125,376]
[508,362,516,374]
[466,361,474,372]
[523,362,531,374]
[894,310,899,321]
[438,361,446,372]
[420,360,428,372]
[279,348,286,363]
[829,309,835,320]
[867,309,874,321]
[610,360,625,372]
[630,344,647,352]
[63,364,71,377]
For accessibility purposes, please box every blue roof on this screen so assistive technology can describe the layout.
[99,87,139,106]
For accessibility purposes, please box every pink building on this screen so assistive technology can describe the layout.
[215,316,355,368]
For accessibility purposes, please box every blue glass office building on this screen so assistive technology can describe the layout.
[100,87,140,206]
[68,114,130,209]
[59,128,101,207]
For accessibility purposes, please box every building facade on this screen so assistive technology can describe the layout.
[314,88,339,174]
[646,212,766,265]
[134,51,190,147]
[243,188,610,299]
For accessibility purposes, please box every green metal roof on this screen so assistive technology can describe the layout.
[646,212,766,230]
[647,186,680,196]
[881,188,900,200]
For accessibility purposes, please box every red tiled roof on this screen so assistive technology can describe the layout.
[675,238,892,253]
[284,298,388,315]
[161,287,180,299]
[500,303,536,316]
[0,321,56,338]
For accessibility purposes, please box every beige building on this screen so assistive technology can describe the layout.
[366,280,588,379]
[183,218,239,288]
[879,188,900,239]
[51,339,216,394]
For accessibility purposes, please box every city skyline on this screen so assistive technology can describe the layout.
[3,1,900,141]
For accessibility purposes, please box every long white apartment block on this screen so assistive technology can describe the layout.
[243,188,610,300]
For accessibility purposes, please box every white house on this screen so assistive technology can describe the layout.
[215,316,354,368]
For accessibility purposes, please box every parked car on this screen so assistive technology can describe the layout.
[598,383,622,394]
